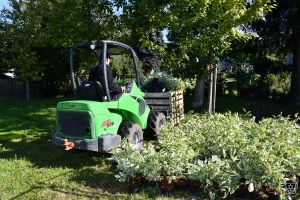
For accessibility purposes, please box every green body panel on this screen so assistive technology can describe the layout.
[129,82,145,99]
[114,94,150,129]
[55,101,123,140]
[58,100,110,114]
[55,81,150,140]
[110,81,150,129]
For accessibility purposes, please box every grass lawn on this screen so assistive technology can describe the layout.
[1,95,299,200]
[0,96,204,200]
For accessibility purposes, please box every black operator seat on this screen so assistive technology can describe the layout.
[75,65,105,102]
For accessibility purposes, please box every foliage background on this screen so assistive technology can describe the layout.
[0,0,278,98]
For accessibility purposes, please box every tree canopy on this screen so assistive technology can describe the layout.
[1,0,119,95]
[168,0,274,77]
[0,0,277,97]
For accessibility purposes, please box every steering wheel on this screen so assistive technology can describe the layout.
[125,81,132,93]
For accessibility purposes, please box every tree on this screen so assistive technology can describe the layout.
[114,0,274,107]
[113,0,166,73]
[0,12,12,77]
[164,0,274,107]
[1,1,42,102]
[1,0,275,103]
[1,0,118,98]
[285,0,300,105]
[233,0,300,104]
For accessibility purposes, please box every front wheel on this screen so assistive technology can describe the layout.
[119,122,143,150]
[146,111,166,139]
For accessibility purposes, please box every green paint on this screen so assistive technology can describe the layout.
[54,81,150,141]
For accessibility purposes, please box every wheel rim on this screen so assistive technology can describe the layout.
[132,132,140,150]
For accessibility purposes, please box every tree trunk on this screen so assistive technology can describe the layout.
[25,79,30,104]
[212,65,218,113]
[192,77,205,107]
[289,1,300,105]
[294,36,300,105]
[208,69,213,114]
[289,32,300,105]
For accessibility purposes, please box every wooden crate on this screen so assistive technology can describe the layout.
[144,91,184,124]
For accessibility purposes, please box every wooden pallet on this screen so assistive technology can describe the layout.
[144,91,184,124]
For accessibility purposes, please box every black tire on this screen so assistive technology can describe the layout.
[147,111,166,139]
[118,122,143,150]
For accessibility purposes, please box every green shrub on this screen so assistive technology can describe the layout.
[263,72,291,98]
[238,72,261,88]
[237,71,261,97]
[141,73,185,91]
[111,113,300,199]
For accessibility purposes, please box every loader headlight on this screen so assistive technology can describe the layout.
[90,43,96,50]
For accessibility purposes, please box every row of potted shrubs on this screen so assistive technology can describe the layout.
[111,113,300,199]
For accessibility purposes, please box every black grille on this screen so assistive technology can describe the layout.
[58,111,91,137]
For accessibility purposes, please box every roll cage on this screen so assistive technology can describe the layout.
[70,40,140,101]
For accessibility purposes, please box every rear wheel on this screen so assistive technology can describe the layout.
[147,111,166,139]
[119,122,143,150]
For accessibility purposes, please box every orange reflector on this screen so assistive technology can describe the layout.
[102,119,111,127]
[63,139,74,151]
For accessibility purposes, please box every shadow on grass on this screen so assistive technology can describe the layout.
[0,135,130,198]
[0,96,102,169]
[0,96,96,169]
[2,135,205,199]
[0,99,58,134]
[0,134,108,169]
[3,140,205,199]
[71,166,210,199]
[9,169,130,200]
[10,170,74,200]
[46,186,128,199]
[0,97,145,198]
[70,168,128,193]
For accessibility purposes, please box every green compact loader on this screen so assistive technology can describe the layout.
[51,40,166,152]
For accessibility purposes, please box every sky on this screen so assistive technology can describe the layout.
[0,0,9,8]
[0,0,10,9]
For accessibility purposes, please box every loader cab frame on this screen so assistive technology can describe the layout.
[70,40,140,102]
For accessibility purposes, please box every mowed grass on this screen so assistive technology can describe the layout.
[0,96,204,200]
